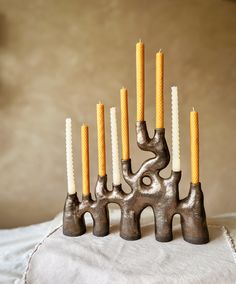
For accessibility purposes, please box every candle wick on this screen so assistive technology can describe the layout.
[192,107,195,112]
[159,48,162,53]
[139,38,142,43]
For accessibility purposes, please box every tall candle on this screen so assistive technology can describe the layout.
[97,103,106,177]
[156,50,164,128]
[171,86,181,172]
[81,124,90,196]
[136,40,145,121]
[110,107,121,186]
[120,87,130,160]
[190,108,199,184]
[65,118,76,195]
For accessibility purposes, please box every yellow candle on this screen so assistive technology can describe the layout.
[120,87,130,160]
[190,109,199,184]
[156,51,164,128]
[96,103,106,177]
[81,124,90,196]
[136,40,145,121]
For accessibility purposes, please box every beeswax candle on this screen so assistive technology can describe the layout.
[97,103,106,177]
[171,86,180,172]
[65,118,76,195]
[156,51,164,128]
[190,109,199,184]
[110,107,121,186]
[120,88,130,160]
[81,124,90,196]
[136,40,145,121]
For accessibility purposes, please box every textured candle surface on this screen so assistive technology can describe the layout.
[65,118,76,195]
[110,107,121,186]
[190,110,199,184]
[120,88,130,160]
[81,124,90,196]
[97,103,106,177]
[171,86,181,172]
[156,51,164,128]
[136,40,145,121]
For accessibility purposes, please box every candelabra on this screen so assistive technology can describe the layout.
[63,121,209,244]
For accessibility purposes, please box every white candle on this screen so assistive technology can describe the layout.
[65,118,76,194]
[171,86,181,172]
[110,107,121,186]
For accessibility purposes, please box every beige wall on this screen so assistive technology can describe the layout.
[0,0,236,228]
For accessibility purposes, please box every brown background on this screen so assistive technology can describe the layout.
[0,0,235,228]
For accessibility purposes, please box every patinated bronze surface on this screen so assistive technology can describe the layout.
[63,121,209,244]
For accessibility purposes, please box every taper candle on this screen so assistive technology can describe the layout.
[171,86,181,172]
[110,107,121,186]
[81,124,90,196]
[136,40,145,121]
[156,50,164,128]
[190,108,199,184]
[120,87,130,160]
[65,118,76,195]
[97,103,106,177]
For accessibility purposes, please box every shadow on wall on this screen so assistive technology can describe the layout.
[0,12,27,226]
[0,13,7,106]
[223,0,236,3]
[0,12,21,109]
[0,13,7,47]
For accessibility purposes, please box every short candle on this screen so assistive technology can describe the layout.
[120,87,130,160]
[97,103,106,177]
[81,124,90,197]
[65,118,76,195]
[171,86,181,172]
[136,40,145,122]
[190,109,199,184]
[156,50,164,129]
[110,107,121,186]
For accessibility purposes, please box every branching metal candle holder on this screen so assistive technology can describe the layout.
[63,121,209,244]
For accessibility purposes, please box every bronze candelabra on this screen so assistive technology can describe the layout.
[63,121,209,244]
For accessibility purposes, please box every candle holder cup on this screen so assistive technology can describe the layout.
[63,121,209,244]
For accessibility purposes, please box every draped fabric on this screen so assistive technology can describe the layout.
[0,210,235,284]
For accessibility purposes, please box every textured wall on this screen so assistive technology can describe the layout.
[0,0,235,228]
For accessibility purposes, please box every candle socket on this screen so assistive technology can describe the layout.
[63,193,86,237]
[63,121,209,244]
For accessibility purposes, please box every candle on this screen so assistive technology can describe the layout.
[171,86,181,172]
[65,118,76,195]
[136,40,145,121]
[81,124,90,196]
[110,107,121,186]
[97,103,106,177]
[156,50,164,128]
[190,108,199,184]
[120,87,130,160]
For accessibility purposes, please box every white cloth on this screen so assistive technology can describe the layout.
[0,210,235,284]
[0,215,61,284]
[0,222,50,284]
[22,210,236,284]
